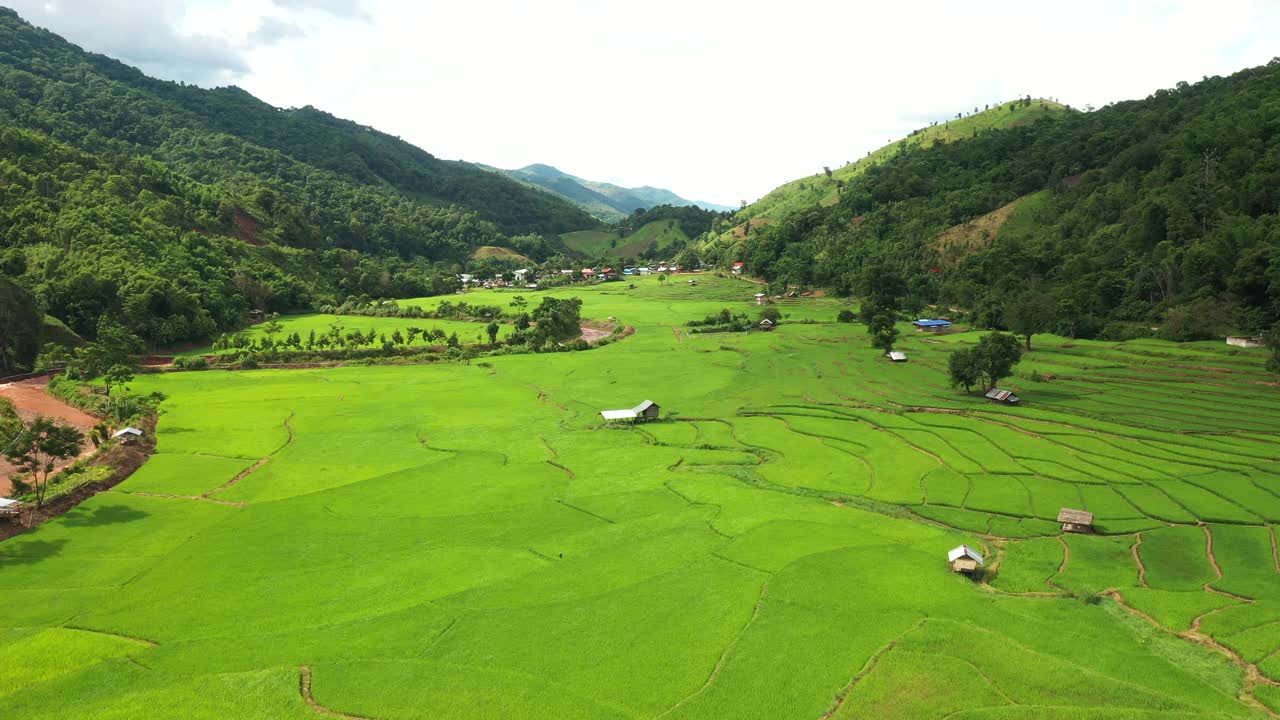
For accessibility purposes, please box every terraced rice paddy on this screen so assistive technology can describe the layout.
[3,273,1280,718]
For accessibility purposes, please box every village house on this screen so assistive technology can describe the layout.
[913,319,953,332]
[947,545,984,573]
[1058,508,1095,533]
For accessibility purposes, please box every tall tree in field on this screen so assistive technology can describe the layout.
[486,322,499,345]
[3,416,84,508]
[1004,290,1056,350]
[948,348,982,392]
[974,332,1023,389]
[868,313,899,353]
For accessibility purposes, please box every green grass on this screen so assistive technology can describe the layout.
[2,273,1278,717]
[561,220,690,259]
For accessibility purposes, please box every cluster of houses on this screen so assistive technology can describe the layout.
[948,507,1095,574]
[460,263,693,290]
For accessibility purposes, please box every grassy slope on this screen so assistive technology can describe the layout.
[738,99,1067,226]
[2,274,1278,718]
[561,220,690,259]
[471,245,534,264]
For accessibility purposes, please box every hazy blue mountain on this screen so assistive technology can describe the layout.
[478,163,734,222]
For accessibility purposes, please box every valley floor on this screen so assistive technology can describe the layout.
[2,275,1279,719]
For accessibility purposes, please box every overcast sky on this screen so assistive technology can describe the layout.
[10,1,1280,206]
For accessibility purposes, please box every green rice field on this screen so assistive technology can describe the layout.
[3,273,1279,718]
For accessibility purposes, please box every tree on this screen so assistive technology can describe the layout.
[3,416,84,508]
[532,296,583,341]
[837,309,855,323]
[101,364,135,397]
[948,348,982,392]
[658,274,667,285]
[73,318,143,384]
[509,295,527,311]
[974,332,1023,389]
[1265,324,1280,380]
[0,278,42,374]
[759,307,782,324]
[868,313,899,352]
[1004,290,1056,350]
[486,322,499,345]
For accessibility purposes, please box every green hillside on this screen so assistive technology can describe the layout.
[738,99,1068,225]
[715,61,1280,340]
[0,9,592,359]
[561,220,690,259]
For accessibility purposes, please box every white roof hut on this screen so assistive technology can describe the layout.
[888,351,908,362]
[0,497,22,518]
[947,545,984,573]
[985,388,1020,404]
[1058,508,1095,534]
[113,427,144,439]
[600,400,661,422]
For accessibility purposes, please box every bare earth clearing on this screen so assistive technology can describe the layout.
[0,377,99,495]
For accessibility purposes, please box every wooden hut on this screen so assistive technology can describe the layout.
[113,427,144,445]
[0,497,22,520]
[1058,508,1095,534]
[947,545,984,573]
[985,388,1020,405]
[887,351,908,362]
[913,319,953,333]
[758,318,775,332]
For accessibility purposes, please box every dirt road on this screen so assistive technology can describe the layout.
[0,377,100,496]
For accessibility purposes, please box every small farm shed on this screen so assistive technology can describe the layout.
[913,319,953,332]
[1226,336,1265,348]
[888,351,908,362]
[754,293,769,305]
[600,400,660,422]
[759,319,775,331]
[947,545,984,573]
[985,388,1020,405]
[1058,508,1095,534]
[113,427,144,444]
[0,497,21,520]
[732,262,745,274]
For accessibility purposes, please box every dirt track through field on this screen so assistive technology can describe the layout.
[298,666,373,719]
[0,377,101,496]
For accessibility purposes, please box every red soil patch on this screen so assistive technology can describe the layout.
[233,211,263,246]
[0,377,101,496]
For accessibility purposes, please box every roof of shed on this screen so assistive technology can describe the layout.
[1058,508,1095,524]
[947,545,984,564]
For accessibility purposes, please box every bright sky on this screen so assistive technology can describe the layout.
[11,0,1280,206]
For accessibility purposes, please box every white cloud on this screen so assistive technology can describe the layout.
[10,0,1280,206]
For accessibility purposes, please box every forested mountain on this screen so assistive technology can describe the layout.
[734,99,1067,225]
[707,61,1280,339]
[0,8,597,363]
[481,163,734,222]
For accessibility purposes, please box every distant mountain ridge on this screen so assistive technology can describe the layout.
[477,163,734,222]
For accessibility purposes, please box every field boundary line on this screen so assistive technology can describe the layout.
[1204,525,1224,579]
[61,624,158,647]
[1271,526,1279,574]
[1131,533,1149,588]
[104,490,245,508]
[299,666,374,719]
[655,579,770,718]
[819,619,927,720]
[1055,535,1071,579]
[206,411,295,498]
